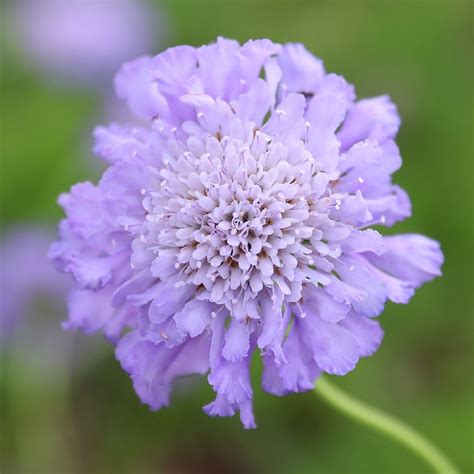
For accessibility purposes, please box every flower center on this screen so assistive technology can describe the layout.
[141,127,318,306]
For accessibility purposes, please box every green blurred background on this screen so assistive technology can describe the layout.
[1,1,473,473]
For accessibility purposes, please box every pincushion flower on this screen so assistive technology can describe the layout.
[50,38,443,428]
[10,0,164,86]
[1,227,69,341]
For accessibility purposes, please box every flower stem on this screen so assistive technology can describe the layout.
[315,377,459,474]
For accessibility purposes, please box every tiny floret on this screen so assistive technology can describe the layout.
[50,38,443,428]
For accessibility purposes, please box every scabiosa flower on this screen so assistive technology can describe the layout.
[50,38,443,428]
[1,227,69,341]
[9,0,165,86]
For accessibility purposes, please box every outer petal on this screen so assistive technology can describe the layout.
[299,312,361,376]
[234,78,273,125]
[264,93,306,139]
[174,299,213,338]
[114,56,168,120]
[337,95,400,151]
[335,256,388,317]
[306,75,352,133]
[151,45,197,95]
[203,393,256,430]
[116,331,210,411]
[262,320,321,395]
[208,356,253,404]
[303,286,350,323]
[340,229,385,256]
[222,319,251,362]
[277,43,325,94]
[257,297,288,364]
[365,234,443,287]
[64,288,136,342]
[93,123,164,165]
[58,182,107,239]
[340,311,384,357]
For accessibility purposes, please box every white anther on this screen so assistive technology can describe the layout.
[197,112,204,118]
[381,215,386,224]
[140,188,146,195]
[211,311,217,319]
[276,108,285,116]
[305,121,311,128]
[358,177,364,183]
[349,265,355,271]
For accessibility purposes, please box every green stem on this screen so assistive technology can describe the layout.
[315,377,459,474]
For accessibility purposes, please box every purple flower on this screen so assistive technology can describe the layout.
[51,38,443,428]
[1,227,69,339]
[9,0,165,86]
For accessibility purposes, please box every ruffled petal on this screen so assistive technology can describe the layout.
[234,78,273,125]
[277,43,325,94]
[365,234,443,287]
[222,319,251,362]
[334,256,388,317]
[115,56,168,120]
[203,393,256,430]
[337,95,400,151]
[116,331,210,410]
[303,286,349,323]
[174,298,213,338]
[340,311,384,357]
[262,320,321,395]
[299,313,361,376]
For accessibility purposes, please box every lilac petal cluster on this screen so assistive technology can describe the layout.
[1,227,69,340]
[51,38,443,428]
[10,0,164,85]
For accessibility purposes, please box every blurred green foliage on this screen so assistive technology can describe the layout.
[1,1,473,473]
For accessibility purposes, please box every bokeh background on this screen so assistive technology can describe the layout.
[1,1,473,473]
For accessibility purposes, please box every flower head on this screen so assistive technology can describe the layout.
[51,38,443,428]
[1,227,69,341]
[10,0,164,85]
